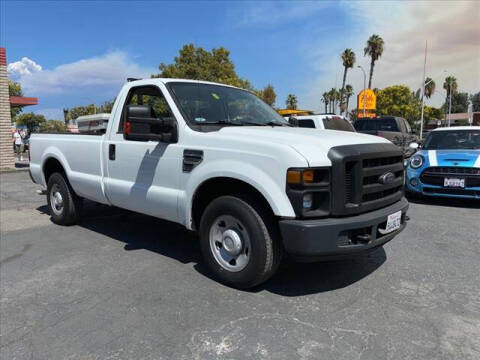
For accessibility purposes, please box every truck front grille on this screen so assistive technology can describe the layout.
[328,143,404,216]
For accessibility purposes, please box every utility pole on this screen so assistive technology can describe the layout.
[358,65,367,117]
[448,85,452,127]
[419,40,427,139]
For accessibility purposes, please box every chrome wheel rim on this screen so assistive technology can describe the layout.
[209,215,251,272]
[50,184,64,215]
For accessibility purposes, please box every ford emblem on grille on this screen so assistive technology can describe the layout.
[378,172,395,185]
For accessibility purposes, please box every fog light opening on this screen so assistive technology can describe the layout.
[410,178,419,187]
[303,193,313,209]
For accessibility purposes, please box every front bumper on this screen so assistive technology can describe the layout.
[406,168,480,199]
[279,197,409,260]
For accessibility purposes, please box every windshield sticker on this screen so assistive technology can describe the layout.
[195,117,206,122]
[211,93,220,100]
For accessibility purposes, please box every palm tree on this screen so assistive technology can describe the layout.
[286,94,298,110]
[334,89,341,114]
[345,85,354,113]
[328,88,336,113]
[340,49,356,114]
[443,76,457,99]
[443,75,457,120]
[424,77,435,99]
[321,92,329,113]
[364,34,384,89]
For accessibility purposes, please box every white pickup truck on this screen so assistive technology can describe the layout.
[30,78,408,288]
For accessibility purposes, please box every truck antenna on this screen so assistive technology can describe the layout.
[127,78,141,82]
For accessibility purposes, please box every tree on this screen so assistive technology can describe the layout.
[65,104,97,123]
[443,75,458,117]
[328,88,340,113]
[443,75,458,99]
[321,92,329,113]
[15,113,46,132]
[64,99,115,123]
[364,34,384,89]
[8,80,23,119]
[153,43,253,90]
[259,84,276,107]
[340,49,356,114]
[376,85,420,126]
[443,92,469,113]
[39,120,67,133]
[424,77,435,99]
[470,91,480,112]
[345,84,354,113]
[286,94,298,110]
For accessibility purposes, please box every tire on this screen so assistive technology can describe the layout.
[199,195,282,289]
[46,172,82,225]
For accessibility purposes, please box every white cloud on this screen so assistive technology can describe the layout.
[7,57,42,76]
[12,51,155,95]
[300,0,480,111]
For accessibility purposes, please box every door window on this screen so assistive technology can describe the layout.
[119,85,174,133]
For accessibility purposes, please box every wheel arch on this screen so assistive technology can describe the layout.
[191,176,282,231]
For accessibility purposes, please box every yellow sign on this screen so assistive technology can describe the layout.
[357,89,376,111]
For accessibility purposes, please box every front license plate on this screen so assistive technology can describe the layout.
[383,211,402,234]
[444,177,465,188]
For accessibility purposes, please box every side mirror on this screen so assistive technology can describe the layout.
[125,105,177,143]
[408,142,419,150]
[288,116,298,127]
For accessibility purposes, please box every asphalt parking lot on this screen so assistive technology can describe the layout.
[1,171,479,360]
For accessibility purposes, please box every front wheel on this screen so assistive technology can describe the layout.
[199,195,282,289]
[46,172,82,225]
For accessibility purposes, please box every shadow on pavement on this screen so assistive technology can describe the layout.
[37,200,386,295]
[407,194,480,209]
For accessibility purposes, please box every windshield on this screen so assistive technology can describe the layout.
[323,116,355,132]
[168,82,289,126]
[423,130,480,150]
[354,118,399,132]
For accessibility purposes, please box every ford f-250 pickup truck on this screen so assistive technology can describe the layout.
[29,78,409,288]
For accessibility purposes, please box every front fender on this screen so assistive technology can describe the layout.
[182,159,296,230]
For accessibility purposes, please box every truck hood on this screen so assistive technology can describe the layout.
[218,127,390,166]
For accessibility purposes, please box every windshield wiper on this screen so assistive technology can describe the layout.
[200,120,244,126]
[240,121,290,127]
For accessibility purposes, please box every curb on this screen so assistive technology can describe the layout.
[0,167,30,173]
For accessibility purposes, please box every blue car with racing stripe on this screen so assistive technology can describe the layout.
[406,126,480,199]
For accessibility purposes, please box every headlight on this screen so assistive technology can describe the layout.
[286,168,330,217]
[409,154,424,169]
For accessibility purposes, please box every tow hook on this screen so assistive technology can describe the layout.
[355,234,371,244]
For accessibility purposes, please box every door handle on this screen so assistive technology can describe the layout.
[109,144,116,160]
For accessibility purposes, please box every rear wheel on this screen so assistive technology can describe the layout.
[199,195,282,289]
[46,172,82,225]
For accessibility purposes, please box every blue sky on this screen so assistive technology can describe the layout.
[2,1,479,120]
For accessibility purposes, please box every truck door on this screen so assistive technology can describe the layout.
[104,84,181,223]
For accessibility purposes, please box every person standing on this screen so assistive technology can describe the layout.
[12,130,24,161]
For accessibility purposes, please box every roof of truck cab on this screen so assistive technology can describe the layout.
[126,78,241,89]
[431,126,480,131]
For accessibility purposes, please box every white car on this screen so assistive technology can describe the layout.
[29,78,408,288]
[286,114,355,132]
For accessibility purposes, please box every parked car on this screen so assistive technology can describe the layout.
[29,78,409,288]
[406,126,480,199]
[286,114,355,132]
[354,116,419,157]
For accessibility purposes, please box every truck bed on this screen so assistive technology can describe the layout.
[29,133,107,204]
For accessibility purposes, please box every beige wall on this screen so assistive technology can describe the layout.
[0,48,15,169]
[0,56,15,170]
